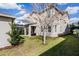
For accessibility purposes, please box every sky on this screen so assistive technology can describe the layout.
[0,3,79,23]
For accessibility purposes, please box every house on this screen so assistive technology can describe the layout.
[17,5,69,37]
[15,14,37,36]
[0,13,15,48]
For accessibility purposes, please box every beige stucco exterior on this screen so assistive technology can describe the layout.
[22,5,69,37]
[31,7,69,37]
[0,14,15,48]
[16,5,69,37]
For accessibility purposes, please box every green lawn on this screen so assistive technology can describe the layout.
[0,35,65,56]
[40,35,79,56]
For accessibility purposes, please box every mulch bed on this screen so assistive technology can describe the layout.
[0,45,18,51]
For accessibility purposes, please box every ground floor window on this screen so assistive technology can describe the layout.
[48,26,51,32]
[55,25,57,32]
[26,27,28,35]
[17,27,24,35]
[60,25,62,32]
[41,26,43,32]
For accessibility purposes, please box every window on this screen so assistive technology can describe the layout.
[60,25,62,32]
[55,25,57,32]
[41,26,43,32]
[48,26,51,32]
[47,10,51,17]
[52,9,55,15]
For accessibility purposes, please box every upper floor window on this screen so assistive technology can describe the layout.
[47,10,51,17]
[52,8,55,15]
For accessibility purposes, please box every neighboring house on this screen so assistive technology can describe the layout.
[17,5,69,37]
[0,13,15,48]
[15,14,37,36]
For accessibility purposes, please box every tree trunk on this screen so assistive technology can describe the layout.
[43,29,46,44]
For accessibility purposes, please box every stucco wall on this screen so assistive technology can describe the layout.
[0,17,12,48]
[35,7,69,37]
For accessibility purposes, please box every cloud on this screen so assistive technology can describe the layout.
[57,3,67,5]
[16,10,26,15]
[0,3,28,20]
[0,3,27,16]
[18,4,24,8]
[0,3,21,10]
[0,3,27,17]
[14,4,28,16]
[69,17,79,23]
[15,8,27,16]
[15,14,31,25]
[70,17,79,20]
[66,6,79,14]
[16,14,30,20]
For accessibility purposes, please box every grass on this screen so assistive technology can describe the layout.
[40,35,79,56]
[0,35,65,56]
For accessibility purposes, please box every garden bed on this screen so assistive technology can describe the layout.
[0,36,65,56]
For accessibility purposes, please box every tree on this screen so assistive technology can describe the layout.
[7,20,24,46]
[31,3,58,44]
[78,21,79,25]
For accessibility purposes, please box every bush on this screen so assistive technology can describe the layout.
[73,29,79,38]
[70,24,79,34]
[7,21,24,46]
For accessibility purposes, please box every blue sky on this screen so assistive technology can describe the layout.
[0,3,79,23]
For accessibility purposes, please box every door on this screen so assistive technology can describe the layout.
[0,21,11,48]
[31,26,36,36]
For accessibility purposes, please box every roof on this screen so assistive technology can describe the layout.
[0,13,16,19]
[53,5,64,15]
[32,4,67,15]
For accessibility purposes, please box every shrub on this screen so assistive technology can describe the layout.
[7,21,24,46]
[73,29,79,38]
[70,24,79,34]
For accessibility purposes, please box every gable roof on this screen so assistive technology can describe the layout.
[0,13,16,19]
[32,4,67,15]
